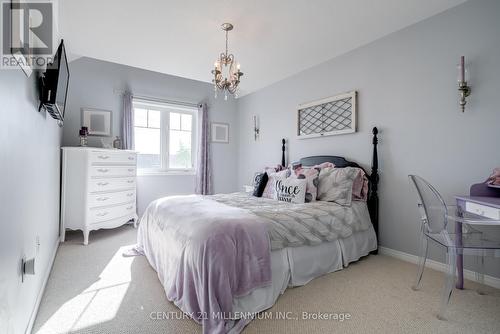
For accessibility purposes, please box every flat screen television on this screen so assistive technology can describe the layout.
[39,40,70,123]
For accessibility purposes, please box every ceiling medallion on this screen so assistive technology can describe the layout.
[212,23,243,100]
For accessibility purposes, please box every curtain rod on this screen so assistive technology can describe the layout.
[114,89,201,108]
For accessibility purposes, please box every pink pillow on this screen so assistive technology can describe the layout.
[352,168,369,201]
[290,167,319,202]
[314,162,335,169]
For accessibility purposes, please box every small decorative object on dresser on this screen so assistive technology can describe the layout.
[61,147,138,245]
[113,136,122,149]
[79,127,88,147]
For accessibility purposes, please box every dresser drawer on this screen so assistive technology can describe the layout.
[88,190,136,208]
[89,202,136,224]
[90,166,136,178]
[90,151,136,165]
[465,202,500,220]
[89,177,136,193]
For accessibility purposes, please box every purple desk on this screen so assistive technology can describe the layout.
[454,195,500,289]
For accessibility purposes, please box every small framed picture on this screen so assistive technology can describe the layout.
[82,108,112,136]
[211,122,229,143]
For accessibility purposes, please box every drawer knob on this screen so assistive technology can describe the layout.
[97,182,109,186]
[126,206,133,210]
[128,168,134,172]
[97,168,109,173]
[127,193,134,197]
[128,156,134,160]
[96,212,109,217]
[127,180,134,184]
[97,197,109,201]
[98,155,110,159]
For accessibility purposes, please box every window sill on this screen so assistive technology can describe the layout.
[137,170,196,177]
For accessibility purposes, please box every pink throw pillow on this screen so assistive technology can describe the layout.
[290,167,319,202]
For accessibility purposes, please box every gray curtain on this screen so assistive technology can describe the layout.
[195,103,213,195]
[122,92,134,150]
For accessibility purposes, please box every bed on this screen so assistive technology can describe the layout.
[136,127,380,334]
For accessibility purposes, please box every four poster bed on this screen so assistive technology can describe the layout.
[136,127,380,334]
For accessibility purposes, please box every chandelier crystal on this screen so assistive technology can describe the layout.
[212,23,243,100]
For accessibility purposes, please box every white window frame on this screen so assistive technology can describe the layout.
[133,98,198,176]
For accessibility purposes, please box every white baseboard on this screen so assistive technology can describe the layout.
[25,237,60,334]
[379,246,500,290]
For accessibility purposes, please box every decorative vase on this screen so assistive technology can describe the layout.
[113,136,122,149]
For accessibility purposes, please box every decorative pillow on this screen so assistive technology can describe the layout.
[314,162,335,169]
[262,169,290,199]
[252,172,269,197]
[317,167,360,206]
[290,167,320,202]
[264,164,286,174]
[274,178,307,204]
[352,168,369,202]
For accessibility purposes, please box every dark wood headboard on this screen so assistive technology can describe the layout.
[280,127,380,254]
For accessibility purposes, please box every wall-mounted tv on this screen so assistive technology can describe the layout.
[39,40,70,124]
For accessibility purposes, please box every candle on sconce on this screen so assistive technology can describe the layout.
[460,56,465,83]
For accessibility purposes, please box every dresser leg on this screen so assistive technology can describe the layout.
[133,214,138,228]
[61,230,66,242]
[83,229,89,245]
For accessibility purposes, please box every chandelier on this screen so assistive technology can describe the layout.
[212,23,243,100]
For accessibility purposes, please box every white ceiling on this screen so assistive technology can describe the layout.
[59,0,465,95]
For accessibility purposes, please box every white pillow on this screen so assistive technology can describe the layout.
[274,178,307,204]
[317,167,359,206]
[262,169,290,199]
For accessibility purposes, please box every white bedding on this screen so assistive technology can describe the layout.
[138,193,377,330]
[232,223,377,317]
[210,193,372,250]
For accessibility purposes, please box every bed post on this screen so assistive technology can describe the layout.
[369,127,379,254]
[281,138,286,167]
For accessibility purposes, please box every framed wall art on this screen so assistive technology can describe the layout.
[297,91,357,139]
[211,122,229,143]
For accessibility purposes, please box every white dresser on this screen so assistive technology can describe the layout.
[61,147,138,245]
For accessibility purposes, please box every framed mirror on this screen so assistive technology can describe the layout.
[82,108,112,136]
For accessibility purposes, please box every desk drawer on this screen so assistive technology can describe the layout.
[465,202,500,220]
[89,202,136,223]
[90,151,136,165]
[90,166,136,178]
[88,190,136,208]
[89,178,135,193]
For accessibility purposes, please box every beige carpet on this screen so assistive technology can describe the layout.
[33,225,500,334]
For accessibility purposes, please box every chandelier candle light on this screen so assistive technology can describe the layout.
[212,23,243,100]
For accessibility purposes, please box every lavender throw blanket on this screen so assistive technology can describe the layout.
[137,195,272,333]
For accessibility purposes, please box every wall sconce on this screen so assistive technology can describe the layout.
[458,56,471,112]
[253,115,260,141]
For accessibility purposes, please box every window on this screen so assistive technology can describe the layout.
[133,98,197,174]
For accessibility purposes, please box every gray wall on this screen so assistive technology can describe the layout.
[236,0,500,278]
[0,71,62,333]
[63,58,239,215]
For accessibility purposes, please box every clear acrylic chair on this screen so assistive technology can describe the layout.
[408,175,500,320]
